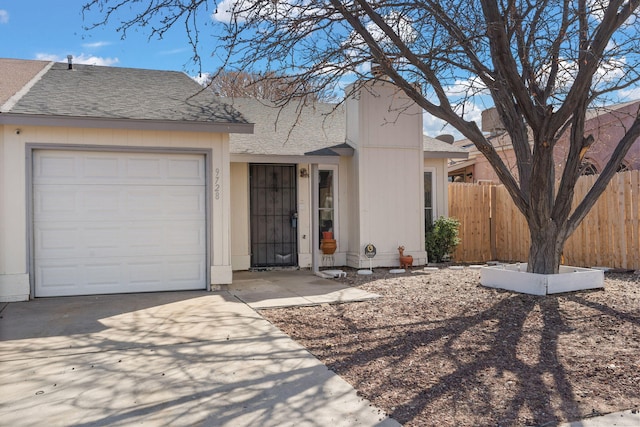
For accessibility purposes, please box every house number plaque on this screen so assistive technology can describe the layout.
[364,243,376,258]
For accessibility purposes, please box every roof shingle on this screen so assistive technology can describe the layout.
[6,62,249,126]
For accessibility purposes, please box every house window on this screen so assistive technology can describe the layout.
[580,160,598,176]
[617,162,630,173]
[319,169,334,245]
[424,169,435,229]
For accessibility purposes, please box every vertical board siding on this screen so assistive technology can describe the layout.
[448,171,640,269]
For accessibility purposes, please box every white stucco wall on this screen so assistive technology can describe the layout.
[0,124,231,301]
[346,82,428,268]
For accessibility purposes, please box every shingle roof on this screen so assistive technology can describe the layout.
[224,97,345,156]
[423,135,469,159]
[0,58,49,108]
[4,61,250,128]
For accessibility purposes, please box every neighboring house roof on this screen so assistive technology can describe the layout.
[0,60,253,134]
[0,58,50,107]
[423,135,469,159]
[224,97,346,158]
[449,100,640,174]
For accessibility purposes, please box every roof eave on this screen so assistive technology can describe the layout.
[424,151,469,159]
[230,153,340,164]
[0,113,254,134]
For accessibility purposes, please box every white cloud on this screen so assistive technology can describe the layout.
[35,53,119,67]
[0,10,8,24]
[212,0,237,23]
[345,11,417,55]
[616,86,640,101]
[192,72,212,86]
[212,0,324,28]
[422,99,483,141]
[159,47,190,55]
[81,41,111,49]
[445,77,489,98]
[588,0,608,22]
[423,111,461,140]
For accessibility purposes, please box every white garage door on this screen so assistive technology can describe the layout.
[33,150,207,297]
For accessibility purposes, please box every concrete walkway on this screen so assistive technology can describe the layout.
[228,269,380,309]
[557,410,640,427]
[2,269,636,427]
[0,288,398,427]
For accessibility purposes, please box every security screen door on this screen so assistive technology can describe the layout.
[249,164,298,267]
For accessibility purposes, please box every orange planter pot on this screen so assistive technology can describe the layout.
[321,238,337,255]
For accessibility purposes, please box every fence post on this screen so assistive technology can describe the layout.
[490,185,497,260]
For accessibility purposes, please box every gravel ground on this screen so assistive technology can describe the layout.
[261,267,640,427]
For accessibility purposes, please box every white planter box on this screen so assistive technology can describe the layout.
[481,263,604,295]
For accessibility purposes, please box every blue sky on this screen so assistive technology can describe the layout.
[0,1,213,74]
[5,2,638,141]
[0,1,464,137]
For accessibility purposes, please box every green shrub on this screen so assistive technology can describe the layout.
[425,216,461,263]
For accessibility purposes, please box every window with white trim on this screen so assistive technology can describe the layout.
[319,168,335,245]
[424,168,436,230]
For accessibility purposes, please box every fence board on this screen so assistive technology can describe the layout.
[448,171,640,269]
[448,183,492,262]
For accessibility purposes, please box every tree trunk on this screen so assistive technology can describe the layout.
[527,222,565,274]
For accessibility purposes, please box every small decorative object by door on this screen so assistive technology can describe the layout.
[398,246,413,269]
[321,231,337,254]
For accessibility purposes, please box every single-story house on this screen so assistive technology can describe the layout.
[0,57,467,301]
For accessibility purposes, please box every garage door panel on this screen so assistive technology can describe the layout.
[83,156,120,178]
[34,151,205,186]
[35,154,78,180]
[35,221,206,259]
[36,256,206,297]
[168,158,206,180]
[35,186,205,221]
[168,259,207,282]
[34,150,207,297]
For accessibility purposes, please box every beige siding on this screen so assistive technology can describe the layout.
[346,82,428,267]
[0,125,229,301]
[230,162,250,270]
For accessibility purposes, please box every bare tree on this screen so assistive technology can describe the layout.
[205,70,331,102]
[83,0,640,274]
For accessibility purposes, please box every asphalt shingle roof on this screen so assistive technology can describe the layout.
[224,97,345,156]
[7,62,249,125]
[423,135,469,158]
[0,58,49,107]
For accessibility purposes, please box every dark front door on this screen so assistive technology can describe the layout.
[249,164,298,267]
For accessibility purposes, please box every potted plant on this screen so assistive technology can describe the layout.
[321,231,337,254]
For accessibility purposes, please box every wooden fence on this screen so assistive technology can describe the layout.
[448,170,640,269]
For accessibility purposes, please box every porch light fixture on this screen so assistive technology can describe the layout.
[299,168,309,178]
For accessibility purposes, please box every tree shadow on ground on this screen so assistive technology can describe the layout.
[269,284,637,427]
[346,295,580,425]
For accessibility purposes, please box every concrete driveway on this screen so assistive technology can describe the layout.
[0,290,398,427]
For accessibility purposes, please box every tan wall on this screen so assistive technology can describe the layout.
[346,82,428,267]
[230,162,250,270]
[0,124,230,301]
[297,163,313,268]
